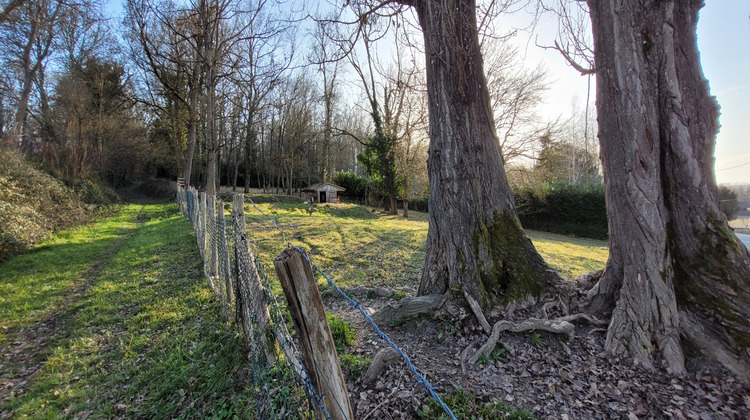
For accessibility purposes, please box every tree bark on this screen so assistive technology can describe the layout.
[413,0,556,329]
[589,0,750,380]
[181,55,201,186]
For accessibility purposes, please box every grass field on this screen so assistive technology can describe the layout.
[0,199,608,418]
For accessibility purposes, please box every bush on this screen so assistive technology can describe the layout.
[68,178,121,205]
[332,171,372,199]
[718,185,739,220]
[408,195,429,212]
[513,181,608,239]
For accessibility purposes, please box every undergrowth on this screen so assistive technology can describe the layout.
[0,147,118,261]
[327,313,355,352]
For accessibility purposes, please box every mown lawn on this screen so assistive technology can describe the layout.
[0,203,253,419]
[237,200,608,287]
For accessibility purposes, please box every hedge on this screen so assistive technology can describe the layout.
[513,182,608,239]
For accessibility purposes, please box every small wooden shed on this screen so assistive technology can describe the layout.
[302,182,345,204]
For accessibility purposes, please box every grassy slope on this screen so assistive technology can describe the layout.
[0,203,252,419]
[0,148,102,261]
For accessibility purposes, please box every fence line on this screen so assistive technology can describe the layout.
[178,186,324,419]
[243,196,457,420]
[176,187,457,419]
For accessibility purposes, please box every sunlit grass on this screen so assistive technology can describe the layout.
[526,230,608,279]
[1,203,253,418]
[239,200,608,288]
[0,206,140,337]
[1,197,609,418]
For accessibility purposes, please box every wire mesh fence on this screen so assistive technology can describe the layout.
[177,186,318,419]
[176,186,457,420]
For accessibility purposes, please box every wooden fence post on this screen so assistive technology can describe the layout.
[273,247,353,420]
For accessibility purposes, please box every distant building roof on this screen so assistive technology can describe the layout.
[301,182,345,192]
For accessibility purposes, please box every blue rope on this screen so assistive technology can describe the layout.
[295,247,458,420]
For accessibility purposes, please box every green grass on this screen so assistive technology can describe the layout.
[241,202,429,289]
[327,313,356,352]
[0,203,253,418]
[417,389,534,419]
[525,230,608,279]
[238,200,607,288]
[0,196,608,418]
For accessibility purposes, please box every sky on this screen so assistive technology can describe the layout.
[105,0,750,185]
[514,0,750,185]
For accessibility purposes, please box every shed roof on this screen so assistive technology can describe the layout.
[301,182,345,192]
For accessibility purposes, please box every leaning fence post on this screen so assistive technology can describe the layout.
[273,247,354,420]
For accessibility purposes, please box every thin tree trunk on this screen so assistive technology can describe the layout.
[588,0,750,380]
[182,56,201,186]
[413,0,555,330]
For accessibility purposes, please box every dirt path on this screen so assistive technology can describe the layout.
[0,217,140,418]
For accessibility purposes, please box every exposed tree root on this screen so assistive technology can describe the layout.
[463,290,491,333]
[468,318,575,365]
[465,291,609,366]
[370,294,444,325]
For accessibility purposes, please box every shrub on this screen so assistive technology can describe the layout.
[332,171,372,199]
[718,185,738,220]
[69,177,121,205]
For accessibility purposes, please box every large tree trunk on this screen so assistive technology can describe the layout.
[413,0,555,330]
[588,0,750,380]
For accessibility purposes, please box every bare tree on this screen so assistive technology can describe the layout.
[124,0,204,186]
[310,19,341,183]
[0,0,25,25]
[0,0,63,149]
[230,0,294,193]
[482,40,553,166]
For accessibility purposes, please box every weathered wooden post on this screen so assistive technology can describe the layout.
[273,247,353,420]
[216,199,234,322]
